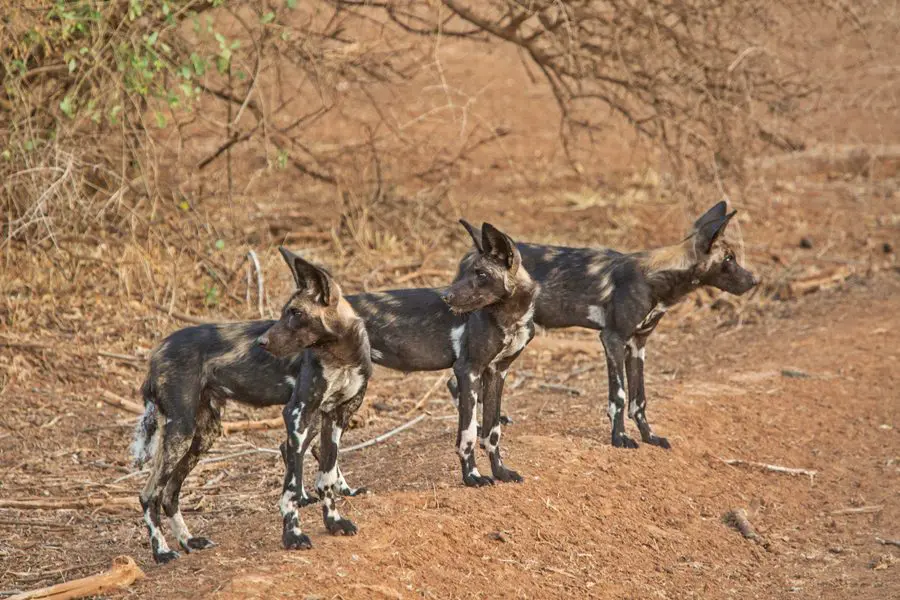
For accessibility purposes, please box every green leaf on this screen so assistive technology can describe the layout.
[260,12,275,24]
[286,0,297,8]
[147,31,158,46]
[155,112,168,128]
[60,96,75,118]
[215,239,225,250]
[68,58,77,73]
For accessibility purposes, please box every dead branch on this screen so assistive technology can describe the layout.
[876,537,900,548]
[153,304,214,325]
[8,555,144,600]
[222,417,283,434]
[831,505,883,516]
[719,457,817,479]
[404,374,450,417]
[538,383,582,396]
[0,497,138,511]
[247,249,265,318]
[97,351,143,363]
[341,414,428,453]
[99,390,144,415]
[529,336,599,354]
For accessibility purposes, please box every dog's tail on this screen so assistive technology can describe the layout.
[131,378,162,468]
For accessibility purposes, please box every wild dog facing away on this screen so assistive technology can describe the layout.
[133,249,370,562]
[347,221,539,487]
[454,201,758,449]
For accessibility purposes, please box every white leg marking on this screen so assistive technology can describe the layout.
[458,409,478,459]
[482,425,501,454]
[279,475,297,516]
[170,512,192,545]
[284,376,296,388]
[144,509,171,553]
[331,425,343,445]
[450,324,466,359]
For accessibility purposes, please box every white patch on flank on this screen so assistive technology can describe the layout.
[284,376,296,388]
[482,425,501,454]
[587,305,606,328]
[331,424,343,445]
[370,348,384,361]
[170,512,192,545]
[144,509,171,553]
[450,324,466,359]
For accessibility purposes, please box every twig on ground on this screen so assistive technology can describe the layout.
[395,268,453,284]
[539,382,582,396]
[404,374,450,417]
[222,416,283,434]
[197,448,279,466]
[723,509,765,546]
[7,556,144,600]
[153,304,214,325]
[341,414,428,453]
[99,390,144,415]
[719,457,817,480]
[0,497,138,511]
[876,537,900,548]
[830,505,883,515]
[97,351,143,363]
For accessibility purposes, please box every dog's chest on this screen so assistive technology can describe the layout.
[319,364,365,409]
[492,304,535,365]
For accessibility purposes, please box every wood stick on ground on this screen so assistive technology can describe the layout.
[719,457,817,480]
[222,416,283,434]
[8,555,144,600]
[99,390,144,415]
[0,497,138,511]
[153,304,214,325]
[341,414,428,453]
[539,382,582,396]
[404,374,450,417]
[723,509,765,546]
[97,351,143,363]
[876,537,900,548]
[394,268,453,284]
[830,505,883,515]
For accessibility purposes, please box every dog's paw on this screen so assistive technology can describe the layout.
[325,517,358,536]
[646,435,671,449]
[340,486,368,497]
[153,549,181,564]
[612,434,639,449]
[283,530,313,550]
[493,466,524,483]
[463,473,495,487]
[182,537,216,552]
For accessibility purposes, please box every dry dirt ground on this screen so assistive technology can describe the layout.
[1,262,899,600]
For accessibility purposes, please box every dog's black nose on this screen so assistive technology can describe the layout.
[257,335,269,348]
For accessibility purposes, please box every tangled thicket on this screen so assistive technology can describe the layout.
[0,1,881,274]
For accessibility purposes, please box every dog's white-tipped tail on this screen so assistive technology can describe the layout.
[131,399,160,468]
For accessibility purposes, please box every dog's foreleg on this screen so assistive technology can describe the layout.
[481,364,522,483]
[453,362,493,487]
[317,410,358,536]
[280,396,316,550]
[600,331,638,449]
[626,337,670,449]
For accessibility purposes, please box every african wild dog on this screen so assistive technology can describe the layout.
[133,249,369,562]
[346,221,539,487]
[258,248,372,550]
[454,201,757,449]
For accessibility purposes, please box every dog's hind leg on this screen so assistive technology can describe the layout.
[600,330,638,449]
[161,404,222,553]
[626,337,670,449]
[140,417,195,563]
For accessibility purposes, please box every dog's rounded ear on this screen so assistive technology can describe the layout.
[459,219,484,253]
[481,222,520,275]
[692,200,729,234]
[694,210,737,255]
[278,247,335,305]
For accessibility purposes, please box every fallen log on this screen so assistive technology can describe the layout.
[8,556,144,600]
[222,416,283,434]
[0,497,139,511]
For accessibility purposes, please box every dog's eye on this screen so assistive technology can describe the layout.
[724,253,735,263]
[475,270,488,281]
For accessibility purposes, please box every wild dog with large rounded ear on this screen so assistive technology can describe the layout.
[278,246,336,306]
[691,201,737,256]
[480,222,521,276]
[459,219,484,253]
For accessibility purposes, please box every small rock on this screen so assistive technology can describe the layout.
[800,238,814,249]
[884,242,894,254]
[782,368,811,379]
[488,531,508,543]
